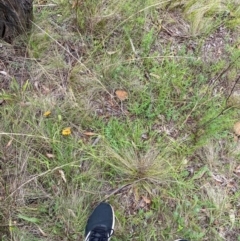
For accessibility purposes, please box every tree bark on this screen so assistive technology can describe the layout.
[0,0,33,43]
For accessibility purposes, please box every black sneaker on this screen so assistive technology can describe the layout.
[84,202,115,241]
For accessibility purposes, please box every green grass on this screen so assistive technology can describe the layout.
[0,0,240,240]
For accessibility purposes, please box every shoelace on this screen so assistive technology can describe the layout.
[89,226,114,241]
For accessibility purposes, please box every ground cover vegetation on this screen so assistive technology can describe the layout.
[0,0,240,240]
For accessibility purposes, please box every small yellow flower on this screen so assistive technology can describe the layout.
[62,127,71,136]
[43,111,51,117]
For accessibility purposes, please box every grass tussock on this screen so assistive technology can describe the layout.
[0,0,240,240]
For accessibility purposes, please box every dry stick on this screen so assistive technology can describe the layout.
[186,53,240,132]
[101,178,147,202]
[101,183,132,202]
[0,224,24,227]
[0,132,53,141]
[209,55,240,87]
[181,100,199,127]
[225,74,240,104]
[33,4,57,7]
[198,54,240,105]
[5,161,96,200]
[198,74,240,129]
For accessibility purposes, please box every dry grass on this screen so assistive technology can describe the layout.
[0,0,240,240]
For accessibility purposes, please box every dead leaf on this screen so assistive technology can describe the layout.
[20,102,31,107]
[42,85,50,94]
[149,73,160,79]
[107,51,118,55]
[133,186,139,202]
[46,153,55,158]
[227,180,236,190]
[58,169,67,183]
[72,0,77,8]
[234,165,240,175]
[71,0,82,8]
[37,226,48,237]
[0,71,7,76]
[84,132,97,136]
[115,90,128,101]
[141,133,149,140]
[142,196,151,204]
[233,121,240,137]
[211,174,224,184]
[68,209,77,218]
[6,139,13,148]
[229,209,235,227]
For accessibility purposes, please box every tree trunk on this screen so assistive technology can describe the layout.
[0,0,33,43]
